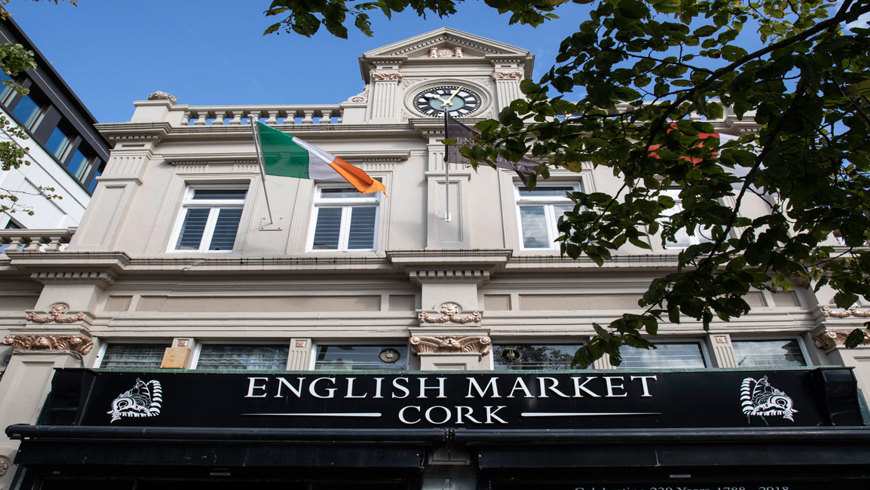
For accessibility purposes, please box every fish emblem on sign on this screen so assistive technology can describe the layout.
[108,378,163,423]
[740,375,797,422]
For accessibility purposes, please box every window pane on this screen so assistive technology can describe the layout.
[12,93,42,129]
[519,206,549,248]
[616,343,706,369]
[87,165,103,193]
[176,208,209,250]
[321,187,365,199]
[315,345,408,371]
[518,186,574,197]
[0,345,11,374]
[197,344,289,370]
[66,149,88,178]
[193,189,247,200]
[46,125,73,162]
[100,344,167,369]
[733,339,807,367]
[0,72,13,102]
[347,206,376,249]
[208,208,242,250]
[313,207,341,249]
[494,344,583,371]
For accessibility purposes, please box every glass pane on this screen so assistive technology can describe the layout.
[494,344,583,371]
[519,205,549,248]
[175,208,209,250]
[733,339,807,367]
[315,345,408,371]
[321,187,366,199]
[192,189,247,200]
[208,208,242,251]
[87,166,103,193]
[0,345,11,373]
[46,125,73,162]
[0,72,13,102]
[347,206,376,249]
[12,93,42,129]
[197,344,289,370]
[312,207,341,249]
[66,149,88,177]
[518,186,574,197]
[616,343,706,369]
[101,344,167,369]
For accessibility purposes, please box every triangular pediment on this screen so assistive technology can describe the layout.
[362,27,530,60]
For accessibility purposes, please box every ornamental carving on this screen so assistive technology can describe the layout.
[814,329,870,350]
[410,335,491,355]
[418,302,482,324]
[372,73,403,82]
[0,457,7,476]
[821,305,870,318]
[429,46,463,58]
[491,71,523,80]
[2,334,93,355]
[26,303,84,323]
[347,85,369,103]
[147,90,178,104]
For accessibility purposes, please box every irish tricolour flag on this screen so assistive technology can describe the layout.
[256,122,386,195]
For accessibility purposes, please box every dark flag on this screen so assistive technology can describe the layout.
[445,115,540,186]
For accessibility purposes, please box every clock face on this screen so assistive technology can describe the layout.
[414,86,481,117]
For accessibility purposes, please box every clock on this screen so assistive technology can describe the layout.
[413,85,481,117]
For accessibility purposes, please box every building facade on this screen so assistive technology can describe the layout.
[1,28,869,490]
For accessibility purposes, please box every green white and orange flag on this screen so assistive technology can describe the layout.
[255,122,386,195]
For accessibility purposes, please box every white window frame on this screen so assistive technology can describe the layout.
[615,339,712,369]
[307,184,380,252]
[93,341,171,368]
[514,182,580,250]
[729,336,812,367]
[190,342,292,370]
[661,188,715,249]
[168,185,248,253]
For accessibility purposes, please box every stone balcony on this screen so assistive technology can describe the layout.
[0,228,74,255]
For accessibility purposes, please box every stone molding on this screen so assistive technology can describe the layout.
[147,91,178,104]
[491,71,523,80]
[418,302,482,324]
[410,335,491,355]
[26,303,84,324]
[372,73,403,82]
[2,333,93,355]
[814,329,870,350]
[821,305,870,318]
[30,270,116,288]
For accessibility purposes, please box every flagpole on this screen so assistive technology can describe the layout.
[250,118,276,226]
[443,107,451,222]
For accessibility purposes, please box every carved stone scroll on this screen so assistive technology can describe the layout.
[371,73,403,82]
[410,335,491,356]
[2,334,94,355]
[147,91,178,104]
[821,305,870,318]
[26,303,84,324]
[491,71,523,80]
[418,302,482,324]
[814,329,870,350]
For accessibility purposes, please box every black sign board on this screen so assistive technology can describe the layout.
[43,368,862,429]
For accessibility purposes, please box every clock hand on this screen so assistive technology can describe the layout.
[443,86,463,107]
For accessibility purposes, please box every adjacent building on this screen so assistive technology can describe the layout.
[1,28,868,490]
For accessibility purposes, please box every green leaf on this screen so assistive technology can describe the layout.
[845,329,868,348]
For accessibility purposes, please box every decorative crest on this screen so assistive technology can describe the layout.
[2,334,93,355]
[147,91,178,104]
[418,302,482,324]
[410,335,491,355]
[26,303,84,323]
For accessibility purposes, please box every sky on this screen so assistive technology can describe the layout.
[6,1,591,124]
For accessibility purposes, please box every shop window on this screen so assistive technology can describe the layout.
[661,189,714,248]
[494,344,583,371]
[96,343,168,369]
[195,344,289,370]
[616,342,706,369]
[315,345,408,371]
[515,183,578,250]
[732,339,808,367]
[310,185,380,251]
[170,187,247,252]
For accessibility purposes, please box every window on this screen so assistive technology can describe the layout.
[310,185,379,251]
[315,345,408,371]
[67,148,95,182]
[171,187,247,252]
[10,91,44,130]
[0,345,11,377]
[494,344,583,371]
[195,344,289,370]
[45,124,74,163]
[515,184,577,249]
[86,160,106,193]
[96,343,168,369]
[661,189,713,248]
[616,342,706,368]
[732,339,807,367]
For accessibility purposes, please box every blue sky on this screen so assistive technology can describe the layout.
[7,1,591,123]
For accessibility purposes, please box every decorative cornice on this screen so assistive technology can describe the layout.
[2,333,93,355]
[410,335,491,355]
[821,305,870,318]
[26,303,84,323]
[147,91,178,104]
[814,329,870,350]
[418,302,482,324]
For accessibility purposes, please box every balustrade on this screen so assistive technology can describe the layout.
[0,229,74,256]
[181,106,344,127]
